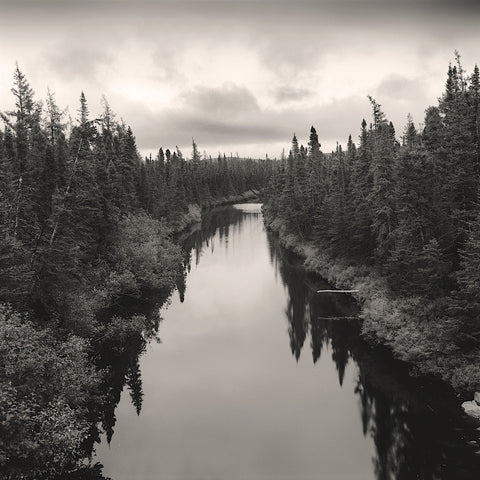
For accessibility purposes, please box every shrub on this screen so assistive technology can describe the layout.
[0,305,102,478]
[107,213,182,296]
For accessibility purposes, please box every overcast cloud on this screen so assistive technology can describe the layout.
[1,0,480,158]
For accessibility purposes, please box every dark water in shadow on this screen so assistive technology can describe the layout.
[95,203,480,480]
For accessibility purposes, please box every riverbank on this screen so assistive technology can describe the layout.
[201,188,260,209]
[169,190,260,233]
[263,208,480,394]
[96,202,480,480]
[0,193,262,479]
[92,190,261,318]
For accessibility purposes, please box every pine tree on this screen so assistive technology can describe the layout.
[45,90,68,189]
[305,126,324,236]
[367,97,397,263]
[116,125,140,211]
[349,118,374,259]
[404,114,418,147]
[468,64,480,175]
[438,59,478,265]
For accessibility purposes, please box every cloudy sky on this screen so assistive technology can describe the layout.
[1,0,480,158]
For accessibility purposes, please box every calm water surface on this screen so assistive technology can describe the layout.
[96,203,480,480]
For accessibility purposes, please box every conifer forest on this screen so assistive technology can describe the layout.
[0,65,272,478]
[264,57,480,392]
[2,1,480,479]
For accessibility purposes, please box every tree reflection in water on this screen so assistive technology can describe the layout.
[267,228,480,480]
[89,205,480,480]
[94,206,261,449]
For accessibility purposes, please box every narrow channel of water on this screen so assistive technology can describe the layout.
[95,203,480,480]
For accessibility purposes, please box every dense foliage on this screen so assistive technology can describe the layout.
[264,54,480,391]
[0,65,268,478]
[0,306,102,478]
[4,51,480,476]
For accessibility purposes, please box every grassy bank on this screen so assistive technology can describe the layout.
[263,208,480,394]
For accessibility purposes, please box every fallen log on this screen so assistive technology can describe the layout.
[317,316,359,320]
[316,289,359,294]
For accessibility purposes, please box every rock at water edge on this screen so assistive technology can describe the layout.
[462,400,480,420]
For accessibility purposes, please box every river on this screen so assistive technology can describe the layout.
[95,203,480,480]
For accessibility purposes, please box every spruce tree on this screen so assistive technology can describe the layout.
[367,97,397,263]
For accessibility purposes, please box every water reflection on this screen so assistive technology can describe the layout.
[90,206,264,461]
[267,220,480,480]
[94,204,480,480]
[180,205,262,266]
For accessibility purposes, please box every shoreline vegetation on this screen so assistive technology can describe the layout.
[263,209,480,394]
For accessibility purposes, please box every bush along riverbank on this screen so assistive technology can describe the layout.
[0,66,271,480]
[264,204,480,397]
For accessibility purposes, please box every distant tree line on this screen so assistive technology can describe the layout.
[265,53,480,368]
[140,142,268,219]
[0,65,269,478]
